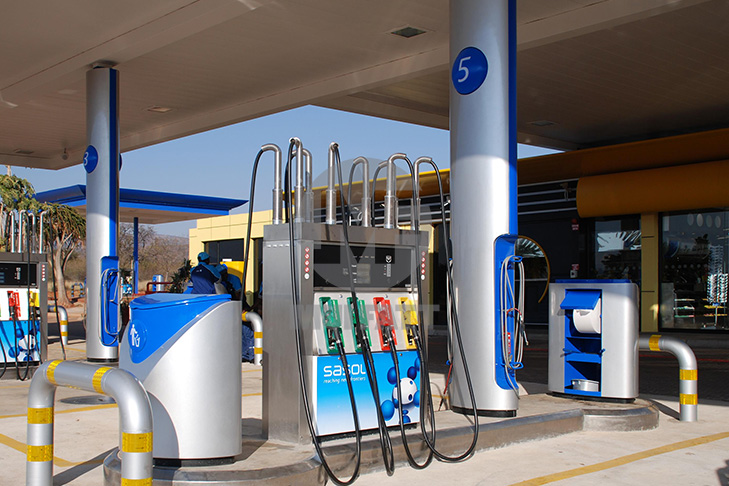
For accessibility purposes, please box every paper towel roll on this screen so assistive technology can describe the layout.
[573,300,601,334]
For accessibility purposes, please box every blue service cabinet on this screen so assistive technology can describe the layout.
[548,280,639,400]
[120,293,242,462]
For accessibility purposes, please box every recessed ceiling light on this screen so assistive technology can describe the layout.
[146,106,172,114]
[391,26,427,38]
[528,120,557,127]
[13,149,34,155]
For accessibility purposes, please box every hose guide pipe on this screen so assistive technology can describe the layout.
[346,156,372,227]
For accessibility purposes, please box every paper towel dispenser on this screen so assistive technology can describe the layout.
[560,289,602,334]
[548,280,639,400]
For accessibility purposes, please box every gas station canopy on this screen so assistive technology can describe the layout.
[2,0,729,171]
[35,185,246,225]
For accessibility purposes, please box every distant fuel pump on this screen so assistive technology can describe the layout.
[0,253,47,380]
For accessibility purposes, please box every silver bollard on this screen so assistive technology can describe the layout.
[48,305,69,346]
[26,360,153,486]
[639,334,698,422]
[244,311,263,366]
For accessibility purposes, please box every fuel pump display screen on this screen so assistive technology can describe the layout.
[0,263,37,287]
[314,244,412,289]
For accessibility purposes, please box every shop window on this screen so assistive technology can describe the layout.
[660,209,728,331]
[591,217,641,283]
[204,239,245,264]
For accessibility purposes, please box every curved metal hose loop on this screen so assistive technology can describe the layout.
[346,156,371,227]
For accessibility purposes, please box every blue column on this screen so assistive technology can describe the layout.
[133,217,139,294]
[449,0,519,415]
[85,66,120,362]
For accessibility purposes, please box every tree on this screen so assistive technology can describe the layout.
[0,175,43,251]
[0,175,86,307]
[44,204,86,307]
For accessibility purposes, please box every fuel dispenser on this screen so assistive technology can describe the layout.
[248,139,483,483]
[0,253,47,380]
[548,279,639,400]
[263,223,428,438]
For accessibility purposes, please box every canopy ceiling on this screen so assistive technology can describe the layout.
[2,0,727,171]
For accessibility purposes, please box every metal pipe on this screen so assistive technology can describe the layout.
[303,148,314,223]
[414,156,433,229]
[292,138,305,223]
[347,156,371,227]
[325,143,338,225]
[383,154,400,229]
[10,210,16,252]
[261,144,283,225]
[48,305,68,346]
[27,360,153,486]
[243,311,263,366]
[38,210,49,253]
[29,211,36,253]
[20,211,28,253]
[638,333,698,422]
[370,161,387,228]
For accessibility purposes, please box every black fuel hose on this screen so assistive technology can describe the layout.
[386,326,434,470]
[414,159,480,462]
[241,148,266,304]
[332,144,397,475]
[284,139,362,486]
[372,153,436,470]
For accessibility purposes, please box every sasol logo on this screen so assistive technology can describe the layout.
[323,363,368,378]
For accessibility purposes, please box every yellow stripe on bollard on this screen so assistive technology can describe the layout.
[92,367,112,394]
[254,347,263,354]
[122,432,153,453]
[680,393,698,405]
[254,332,263,339]
[680,369,698,381]
[28,407,53,424]
[648,334,662,351]
[27,444,53,462]
[46,360,62,384]
[121,478,153,486]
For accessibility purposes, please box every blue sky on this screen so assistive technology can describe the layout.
[13,106,557,236]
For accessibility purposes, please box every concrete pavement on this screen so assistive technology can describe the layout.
[2,307,728,485]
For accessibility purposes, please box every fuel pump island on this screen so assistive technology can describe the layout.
[101,137,531,486]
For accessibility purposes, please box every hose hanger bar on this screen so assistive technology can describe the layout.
[383,154,400,229]
[261,143,283,225]
[326,143,338,225]
[303,148,314,223]
[346,156,371,227]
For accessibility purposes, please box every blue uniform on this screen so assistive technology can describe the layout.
[190,263,220,294]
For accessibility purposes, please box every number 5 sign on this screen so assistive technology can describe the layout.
[452,47,488,95]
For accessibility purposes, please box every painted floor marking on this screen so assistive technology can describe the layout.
[511,431,729,485]
[0,403,117,420]
[0,432,76,467]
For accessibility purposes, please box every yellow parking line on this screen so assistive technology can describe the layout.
[242,392,262,397]
[511,431,729,485]
[0,433,76,467]
[0,403,117,420]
